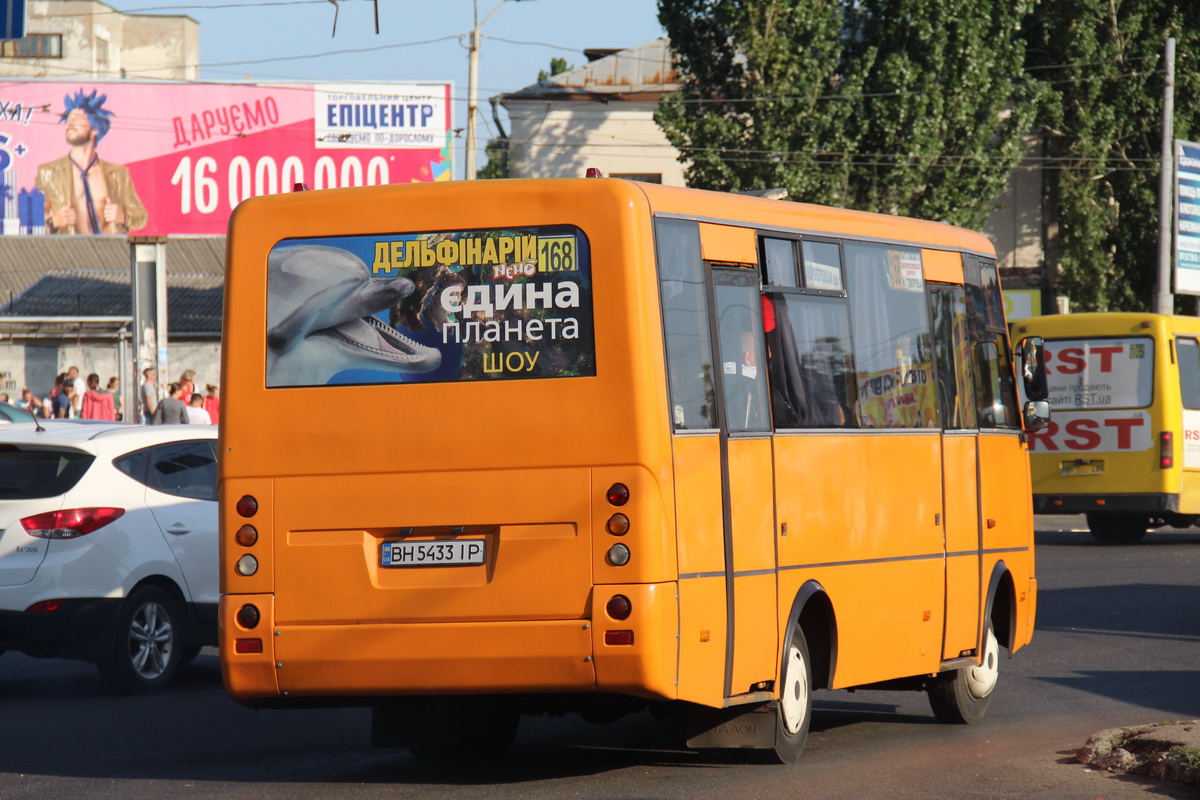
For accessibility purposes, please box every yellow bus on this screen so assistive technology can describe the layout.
[1014,312,1200,544]
[219,178,1047,763]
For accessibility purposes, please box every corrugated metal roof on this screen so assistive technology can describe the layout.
[0,235,225,333]
[501,39,678,102]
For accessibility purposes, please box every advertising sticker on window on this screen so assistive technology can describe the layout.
[265,225,595,387]
[1043,338,1153,410]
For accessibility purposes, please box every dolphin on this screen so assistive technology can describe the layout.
[266,244,442,386]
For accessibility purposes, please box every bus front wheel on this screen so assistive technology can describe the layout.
[926,620,998,725]
[1085,512,1149,545]
[756,624,812,764]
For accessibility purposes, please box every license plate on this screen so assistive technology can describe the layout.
[1062,461,1103,476]
[381,539,486,567]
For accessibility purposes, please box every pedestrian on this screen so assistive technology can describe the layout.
[106,376,123,421]
[52,372,72,418]
[203,384,220,426]
[153,382,188,424]
[19,388,39,416]
[141,367,158,423]
[178,369,196,405]
[66,366,86,417]
[80,372,116,420]
[186,393,212,425]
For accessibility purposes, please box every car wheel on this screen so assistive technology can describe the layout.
[1086,512,1149,545]
[927,619,999,724]
[97,586,184,693]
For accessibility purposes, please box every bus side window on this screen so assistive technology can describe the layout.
[656,219,716,430]
[714,274,771,432]
[844,242,938,428]
[764,292,856,428]
[1178,338,1200,409]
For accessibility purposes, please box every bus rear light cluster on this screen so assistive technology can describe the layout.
[1160,432,1173,469]
[605,483,631,565]
[234,496,259,575]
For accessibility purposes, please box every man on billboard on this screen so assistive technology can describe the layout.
[34,89,147,235]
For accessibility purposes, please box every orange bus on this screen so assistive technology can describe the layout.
[219,178,1048,763]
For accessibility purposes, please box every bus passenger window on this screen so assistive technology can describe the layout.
[715,278,770,432]
[1178,338,1200,409]
[762,238,799,287]
[764,293,856,428]
[656,219,716,430]
[844,243,938,428]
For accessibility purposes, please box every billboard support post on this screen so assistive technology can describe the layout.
[130,237,167,423]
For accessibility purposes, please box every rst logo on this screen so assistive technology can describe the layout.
[1044,344,1127,374]
[1027,410,1151,453]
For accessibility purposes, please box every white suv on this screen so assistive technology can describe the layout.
[0,421,218,691]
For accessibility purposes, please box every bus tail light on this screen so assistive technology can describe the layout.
[1160,431,1173,469]
[236,495,259,518]
[606,483,629,506]
[236,604,261,629]
[605,594,632,620]
[606,513,629,535]
[236,554,259,576]
[606,543,631,566]
[235,638,263,654]
[235,524,258,547]
[604,630,634,645]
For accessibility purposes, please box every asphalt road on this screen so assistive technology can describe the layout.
[1,514,1197,800]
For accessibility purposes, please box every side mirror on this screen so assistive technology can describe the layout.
[1019,336,1048,401]
[1023,399,1051,430]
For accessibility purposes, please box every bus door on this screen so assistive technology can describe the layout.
[928,282,982,659]
[710,267,778,697]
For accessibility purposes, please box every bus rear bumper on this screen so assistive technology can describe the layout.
[1033,493,1179,514]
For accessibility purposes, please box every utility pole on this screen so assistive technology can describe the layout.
[1154,36,1176,315]
[465,0,530,180]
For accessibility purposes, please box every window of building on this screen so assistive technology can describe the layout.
[1,34,64,58]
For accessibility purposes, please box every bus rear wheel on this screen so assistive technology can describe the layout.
[755,624,812,764]
[1085,512,1149,545]
[926,620,998,725]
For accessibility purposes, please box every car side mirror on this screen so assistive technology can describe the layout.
[1023,399,1051,430]
[1019,336,1048,401]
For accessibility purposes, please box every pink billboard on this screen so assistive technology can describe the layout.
[0,81,453,236]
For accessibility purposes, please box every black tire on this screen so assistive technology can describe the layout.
[1086,512,1149,545]
[96,586,184,693]
[927,619,999,724]
[755,624,812,764]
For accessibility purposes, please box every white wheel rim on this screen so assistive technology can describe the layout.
[780,643,809,734]
[965,626,999,699]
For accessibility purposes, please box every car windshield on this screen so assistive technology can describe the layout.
[0,446,95,499]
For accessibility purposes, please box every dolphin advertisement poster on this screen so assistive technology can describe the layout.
[0,81,452,236]
[266,226,596,387]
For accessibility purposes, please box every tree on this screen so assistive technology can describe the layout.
[1023,0,1200,311]
[656,0,1040,230]
[478,58,575,179]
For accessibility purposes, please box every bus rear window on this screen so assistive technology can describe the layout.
[265,225,595,387]
[1044,337,1153,410]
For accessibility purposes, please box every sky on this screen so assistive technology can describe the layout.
[110,0,667,179]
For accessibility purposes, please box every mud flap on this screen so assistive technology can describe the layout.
[685,703,776,750]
